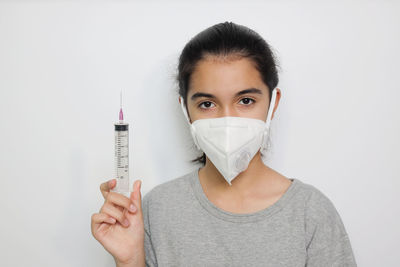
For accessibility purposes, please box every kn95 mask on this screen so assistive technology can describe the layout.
[179,88,277,185]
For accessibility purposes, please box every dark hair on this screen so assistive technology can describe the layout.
[176,21,280,165]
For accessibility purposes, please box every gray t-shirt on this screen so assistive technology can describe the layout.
[142,167,357,267]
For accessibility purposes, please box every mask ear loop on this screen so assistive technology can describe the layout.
[179,96,191,124]
[261,88,278,155]
[265,88,277,129]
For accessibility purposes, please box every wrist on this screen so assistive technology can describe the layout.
[115,257,145,267]
[115,248,145,267]
[116,262,144,267]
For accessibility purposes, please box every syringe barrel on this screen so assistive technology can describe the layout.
[112,122,130,197]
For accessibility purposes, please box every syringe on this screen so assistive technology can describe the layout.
[112,91,130,197]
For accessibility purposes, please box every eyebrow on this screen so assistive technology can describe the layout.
[190,88,263,101]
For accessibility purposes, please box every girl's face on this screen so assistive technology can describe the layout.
[183,56,280,123]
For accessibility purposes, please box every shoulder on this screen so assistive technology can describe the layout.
[295,180,345,226]
[293,180,356,264]
[293,179,350,248]
[276,170,339,218]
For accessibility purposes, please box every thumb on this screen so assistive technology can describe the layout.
[130,179,142,213]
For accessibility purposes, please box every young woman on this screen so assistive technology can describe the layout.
[91,22,357,267]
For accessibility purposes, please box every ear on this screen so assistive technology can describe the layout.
[178,96,193,124]
[271,88,281,120]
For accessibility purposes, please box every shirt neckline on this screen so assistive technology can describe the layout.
[189,167,301,223]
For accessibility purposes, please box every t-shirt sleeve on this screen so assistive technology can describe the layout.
[142,192,158,267]
[304,187,357,267]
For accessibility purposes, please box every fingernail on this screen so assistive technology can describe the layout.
[129,204,136,212]
[123,218,129,227]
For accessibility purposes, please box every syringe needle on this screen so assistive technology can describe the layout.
[119,90,124,122]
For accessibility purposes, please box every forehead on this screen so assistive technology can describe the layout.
[188,56,268,97]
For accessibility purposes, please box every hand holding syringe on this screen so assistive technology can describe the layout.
[92,180,145,267]
[91,91,146,267]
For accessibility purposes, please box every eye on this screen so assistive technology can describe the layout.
[198,101,215,109]
[239,97,255,105]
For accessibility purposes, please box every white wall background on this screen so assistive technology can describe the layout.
[0,1,399,266]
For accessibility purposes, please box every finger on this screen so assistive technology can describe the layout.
[106,191,137,213]
[100,179,116,199]
[92,212,116,226]
[91,213,116,237]
[130,180,142,213]
[101,199,124,213]
[100,202,130,227]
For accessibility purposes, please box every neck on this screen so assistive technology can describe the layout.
[199,151,275,197]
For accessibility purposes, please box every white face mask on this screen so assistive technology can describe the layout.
[179,88,277,185]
